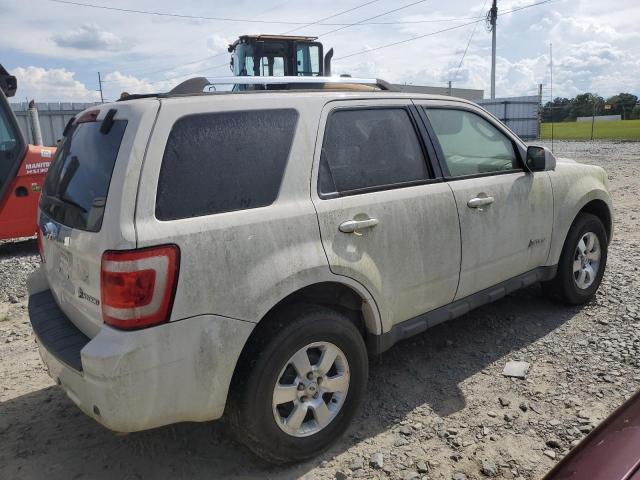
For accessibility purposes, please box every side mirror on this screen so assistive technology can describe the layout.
[526,145,556,172]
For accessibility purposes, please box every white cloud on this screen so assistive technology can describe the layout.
[11,66,100,102]
[102,71,174,98]
[53,23,127,52]
[207,33,231,55]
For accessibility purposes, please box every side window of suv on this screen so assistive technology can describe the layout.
[319,108,430,196]
[424,108,519,178]
[156,109,298,220]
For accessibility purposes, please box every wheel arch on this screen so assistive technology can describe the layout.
[255,278,382,337]
[546,185,613,266]
[579,198,612,242]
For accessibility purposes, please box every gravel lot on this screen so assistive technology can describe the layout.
[1,140,638,480]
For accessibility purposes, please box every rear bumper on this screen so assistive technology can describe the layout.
[28,278,254,432]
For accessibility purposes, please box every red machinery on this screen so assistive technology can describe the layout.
[0,64,55,240]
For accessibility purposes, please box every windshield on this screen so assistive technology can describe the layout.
[0,92,25,199]
[40,118,127,232]
[233,43,285,76]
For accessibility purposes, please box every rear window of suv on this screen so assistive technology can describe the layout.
[155,109,298,220]
[41,117,127,232]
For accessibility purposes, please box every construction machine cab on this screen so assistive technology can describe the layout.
[229,35,333,78]
[0,64,55,241]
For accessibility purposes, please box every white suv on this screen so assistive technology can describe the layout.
[28,77,612,463]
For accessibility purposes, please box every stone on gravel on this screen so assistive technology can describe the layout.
[544,450,557,460]
[350,457,364,471]
[546,438,562,449]
[502,361,530,379]
[453,474,468,480]
[370,453,384,469]
[402,471,420,480]
[400,426,413,436]
[481,459,498,477]
[499,397,511,407]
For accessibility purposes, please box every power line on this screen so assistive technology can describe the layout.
[47,0,324,24]
[335,0,554,61]
[280,0,383,35]
[47,0,487,26]
[452,0,489,83]
[317,0,429,38]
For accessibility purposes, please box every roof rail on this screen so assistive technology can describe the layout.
[166,76,396,95]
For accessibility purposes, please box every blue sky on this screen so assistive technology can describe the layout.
[1,0,639,102]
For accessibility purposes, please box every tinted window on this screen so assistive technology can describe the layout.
[41,119,127,232]
[424,108,518,177]
[319,108,429,196]
[156,109,298,220]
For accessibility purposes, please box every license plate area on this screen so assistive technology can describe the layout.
[56,246,72,282]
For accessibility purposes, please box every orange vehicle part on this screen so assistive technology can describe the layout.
[0,144,55,240]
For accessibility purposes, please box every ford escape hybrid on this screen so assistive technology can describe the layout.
[28,76,612,463]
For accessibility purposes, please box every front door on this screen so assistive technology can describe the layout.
[419,104,553,300]
[311,100,461,331]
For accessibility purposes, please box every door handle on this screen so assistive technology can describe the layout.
[467,196,495,208]
[339,218,379,234]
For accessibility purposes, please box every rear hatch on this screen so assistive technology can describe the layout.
[38,101,159,337]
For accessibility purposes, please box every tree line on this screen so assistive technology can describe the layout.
[542,92,640,122]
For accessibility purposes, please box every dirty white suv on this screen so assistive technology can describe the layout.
[28,77,612,463]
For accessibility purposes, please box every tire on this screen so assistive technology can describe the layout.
[542,212,608,305]
[228,304,369,464]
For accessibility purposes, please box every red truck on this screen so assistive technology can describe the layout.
[0,64,55,240]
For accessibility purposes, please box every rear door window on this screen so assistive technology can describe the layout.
[155,109,298,220]
[318,108,430,197]
[41,118,127,232]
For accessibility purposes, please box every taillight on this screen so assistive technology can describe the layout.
[100,245,179,330]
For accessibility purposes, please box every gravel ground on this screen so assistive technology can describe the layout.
[1,140,638,480]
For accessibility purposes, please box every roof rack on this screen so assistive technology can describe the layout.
[166,76,396,96]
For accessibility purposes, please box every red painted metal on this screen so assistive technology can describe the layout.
[544,389,640,480]
[0,144,55,240]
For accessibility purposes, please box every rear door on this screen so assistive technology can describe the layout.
[416,102,553,299]
[38,101,159,336]
[311,100,461,331]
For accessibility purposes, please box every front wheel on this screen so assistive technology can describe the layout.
[542,213,608,305]
[228,304,368,464]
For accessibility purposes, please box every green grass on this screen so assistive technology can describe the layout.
[540,119,640,140]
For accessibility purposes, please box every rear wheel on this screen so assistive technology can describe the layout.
[542,213,608,305]
[229,304,368,464]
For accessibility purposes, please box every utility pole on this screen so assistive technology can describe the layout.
[488,0,498,99]
[591,95,598,141]
[550,43,554,152]
[538,83,543,139]
[97,72,104,103]
[448,80,452,96]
